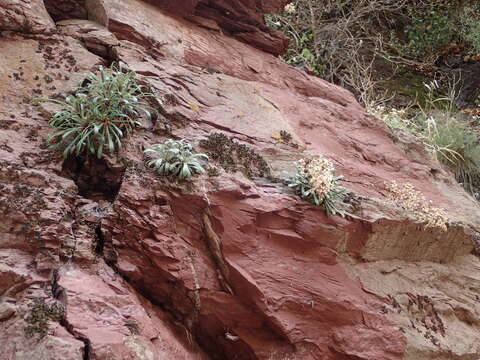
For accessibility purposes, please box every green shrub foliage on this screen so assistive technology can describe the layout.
[400,8,455,60]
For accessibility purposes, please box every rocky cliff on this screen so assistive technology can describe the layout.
[1,1,480,359]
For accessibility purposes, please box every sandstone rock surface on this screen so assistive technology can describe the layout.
[1,0,480,359]
[0,0,56,33]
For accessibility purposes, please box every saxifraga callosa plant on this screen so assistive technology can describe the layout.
[39,64,155,158]
[286,156,351,217]
[144,139,208,180]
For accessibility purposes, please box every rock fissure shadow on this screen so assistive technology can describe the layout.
[94,240,209,356]
[50,268,92,360]
[43,0,119,64]
[43,0,88,22]
[97,219,262,360]
[93,223,105,256]
[59,316,93,360]
[97,205,293,360]
[61,155,126,202]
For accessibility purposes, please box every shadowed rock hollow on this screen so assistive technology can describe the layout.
[1,0,480,359]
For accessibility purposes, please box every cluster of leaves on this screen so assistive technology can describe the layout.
[24,298,65,339]
[144,139,208,180]
[285,156,351,217]
[41,64,154,158]
[272,130,299,148]
[199,133,270,178]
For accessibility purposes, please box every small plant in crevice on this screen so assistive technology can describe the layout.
[385,181,449,231]
[199,132,270,178]
[285,156,351,217]
[272,130,299,148]
[206,165,221,177]
[279,130,293,143]
[38,64,155,158]
[144,139,208,180]
[24,298,65,339]
[124,319,140,335]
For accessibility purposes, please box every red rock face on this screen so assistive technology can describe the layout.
[0,0,56,33]
[1,0,480,359]
[139,0,290,55]
[102,181,407,359]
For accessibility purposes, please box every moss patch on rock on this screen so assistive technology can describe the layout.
[24,298,65,339]
[199,133,270,178]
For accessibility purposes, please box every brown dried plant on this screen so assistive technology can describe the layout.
[385,181,449,230]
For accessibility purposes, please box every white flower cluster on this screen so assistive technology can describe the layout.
[298,156,335,201]
[385,181,448,231]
